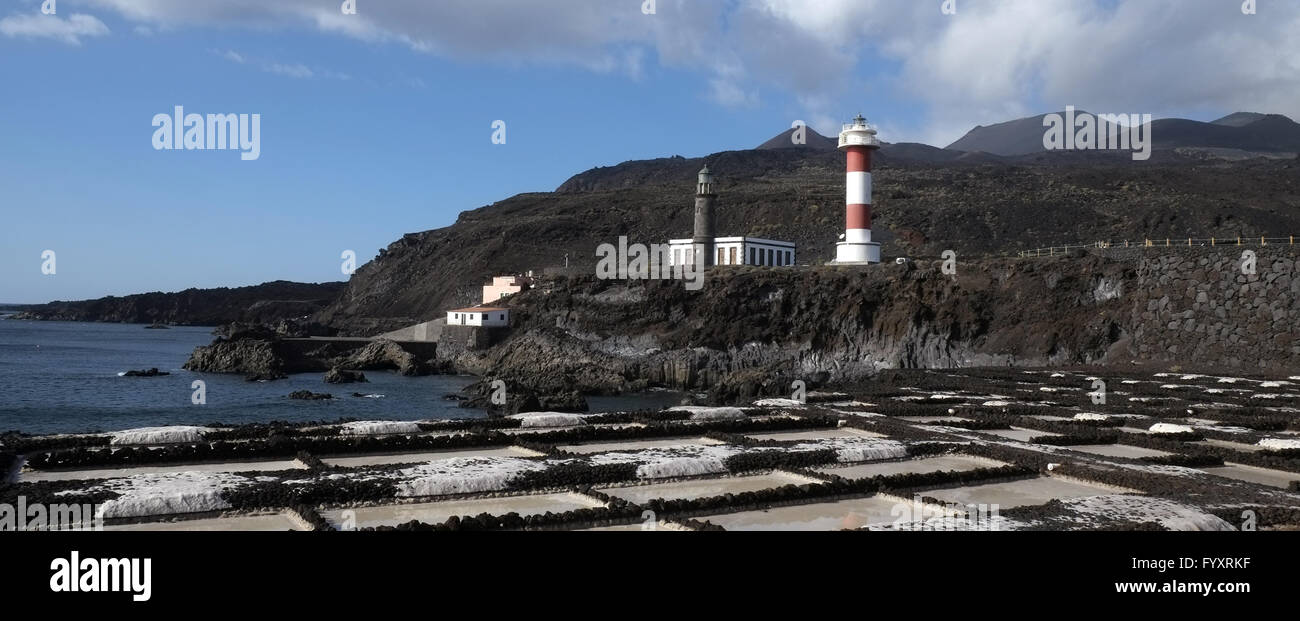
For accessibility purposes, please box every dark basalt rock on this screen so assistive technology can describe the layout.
[459,379,589,416]
[122,368,169,377]
[185,331,287,377]
[0,450,18,485]
[324,368,368,384]
[289,390,333,401]
[0,480,121,508]
[343,339,429,376]
[245,371,288,382]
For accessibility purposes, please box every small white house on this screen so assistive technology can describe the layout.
[447,307,509,327]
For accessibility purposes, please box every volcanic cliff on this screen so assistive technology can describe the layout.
[315,125,1300,336]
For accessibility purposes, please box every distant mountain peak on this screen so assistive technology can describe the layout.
[757,126,838,151]
[1211,112,1270,127]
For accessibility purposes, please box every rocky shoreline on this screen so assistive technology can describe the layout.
[182,322,445,382]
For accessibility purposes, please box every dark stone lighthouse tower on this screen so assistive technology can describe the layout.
[692,165,717,266]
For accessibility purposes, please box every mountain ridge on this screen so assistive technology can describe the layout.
[11,280,347,326]
[947,110,1300,156]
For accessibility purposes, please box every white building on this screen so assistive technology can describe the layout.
[667,236,796,267]
[669,166,797,267]
[446,307,509,327]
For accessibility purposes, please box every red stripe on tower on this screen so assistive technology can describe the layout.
[845,146,871,230]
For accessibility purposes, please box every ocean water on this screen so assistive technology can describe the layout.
[0,317,683,436]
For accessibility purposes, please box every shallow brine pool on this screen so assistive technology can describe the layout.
[1200,463,1300,489]
[320,492,606,530]
[103,512,310,532]
[980,427,1058,442]
[743,428,885,442]
[597,471,821,504]
[814,455,1005,480]
[694,495,910,531]
[21,458,306,483]
[1067,444,1171,459]
[556,437,725,455]
[924,476,1123,509]
[320,446,543,468]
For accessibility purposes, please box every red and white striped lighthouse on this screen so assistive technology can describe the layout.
[835,114,882,264]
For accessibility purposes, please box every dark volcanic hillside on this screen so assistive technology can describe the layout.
[317,124,1300,335]
[14,280,346,326]
[948,111,1300,157]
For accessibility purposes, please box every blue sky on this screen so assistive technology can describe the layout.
[2,0,1296,303]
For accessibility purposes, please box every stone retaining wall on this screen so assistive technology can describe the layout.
[1126,248,1300,370]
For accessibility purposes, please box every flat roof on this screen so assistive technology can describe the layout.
[717,237,795,247]
[668,237,795,247]
[448,307,509,313]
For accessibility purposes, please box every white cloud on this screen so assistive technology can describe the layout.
[265,62,313,79]
[0,12,109,45]
[214,49,348,81]
[77,0,1300,145]
[708,78,759,108]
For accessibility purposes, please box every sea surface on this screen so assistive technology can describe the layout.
[0,316,683,435]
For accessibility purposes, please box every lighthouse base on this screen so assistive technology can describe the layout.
[832,241,881,265]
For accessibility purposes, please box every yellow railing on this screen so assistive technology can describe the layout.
[1016,237,1297,258]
